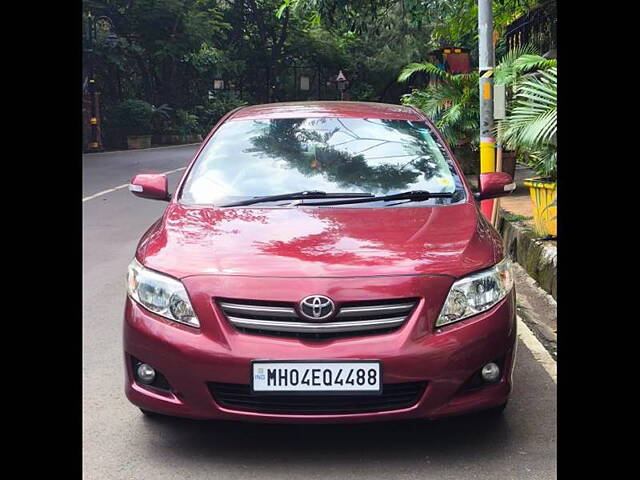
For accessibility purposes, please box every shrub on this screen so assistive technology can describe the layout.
[499,67,557,180]
[349,83,377,102]
[397,49,556,176]
[175,109,201,135]
[107,99,171,136]
[194,92,248,136]
[398,63,480,174]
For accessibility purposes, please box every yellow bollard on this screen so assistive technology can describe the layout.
[480,142,495,174]
[479,141,496,222]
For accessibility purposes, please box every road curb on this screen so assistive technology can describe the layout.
[517,316,557,383]
[513,262,557,361]
[497,208,557,300]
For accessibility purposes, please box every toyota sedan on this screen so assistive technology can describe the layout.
[124,101,517,423]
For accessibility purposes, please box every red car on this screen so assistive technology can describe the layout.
[124,101,517,423]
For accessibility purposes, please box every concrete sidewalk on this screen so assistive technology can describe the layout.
[499,164,537,220]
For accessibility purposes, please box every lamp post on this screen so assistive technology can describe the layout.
[84,12,117,152]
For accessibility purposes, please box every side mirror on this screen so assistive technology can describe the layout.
[128,174,170,201]
[476,172,516,200]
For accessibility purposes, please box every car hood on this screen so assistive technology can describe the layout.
[138,203,502,279]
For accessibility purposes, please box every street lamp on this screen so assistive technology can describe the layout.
[84,12,117,152]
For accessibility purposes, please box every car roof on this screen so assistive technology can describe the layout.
[228,101,424,121]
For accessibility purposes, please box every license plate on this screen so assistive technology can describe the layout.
[251,361,382,393]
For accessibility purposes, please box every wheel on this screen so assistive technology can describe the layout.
[139,408,162,418]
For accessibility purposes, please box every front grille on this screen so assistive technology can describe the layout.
[217,297,418,340]
[208,382,426,414]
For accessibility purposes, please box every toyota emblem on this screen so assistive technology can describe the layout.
[299,295,335,320]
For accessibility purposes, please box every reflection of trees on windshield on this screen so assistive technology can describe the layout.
[246,119,451,194]
[378,119,464,203]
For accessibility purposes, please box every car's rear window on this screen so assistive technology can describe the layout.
[180,117,466,207]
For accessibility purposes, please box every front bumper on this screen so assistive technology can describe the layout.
[123,280,516,424]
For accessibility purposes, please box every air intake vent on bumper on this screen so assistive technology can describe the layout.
[208,381,427,414]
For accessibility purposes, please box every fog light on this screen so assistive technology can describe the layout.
[481,362,500,383]
[136,363,156,384]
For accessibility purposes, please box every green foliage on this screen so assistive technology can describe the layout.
[276,0,399,32]
[504,213,533,222]
[429,0,536,46]
[193,92,249,135]
[511,54,557,75]
[493,44,557,180]
[175,109,201,136]
[505,68,557,146]
[184,42,245,79]
[398,63,479,149]
[107,99,170,136]
[84,0,232,110]
[289,7,437,102]
[85,0,546,149]
[278,0,536,49]
[494,43,541,87]
[349,82,377,101]
[500,67,557,179]
[397,43,556,175]
[426,0,479,45]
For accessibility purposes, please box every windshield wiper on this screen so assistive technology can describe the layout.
[300,190,454,206]
[219,191,373,207]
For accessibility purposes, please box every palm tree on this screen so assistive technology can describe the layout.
[397,45,555,174]
[398,62,479,147]
[499,66,557,179]
[398,63,479,172]
[494,43,555,87]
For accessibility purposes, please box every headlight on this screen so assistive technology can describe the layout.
[127,258,200,328]
[436,257,513,327]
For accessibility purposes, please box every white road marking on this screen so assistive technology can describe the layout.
[82,167,187,202]
[517,316,557,383]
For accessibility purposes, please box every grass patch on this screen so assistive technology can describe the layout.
[504,214,533,223]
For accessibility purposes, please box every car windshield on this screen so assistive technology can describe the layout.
[180,117,466,207]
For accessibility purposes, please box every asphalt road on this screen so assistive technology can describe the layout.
[83,145,557,480]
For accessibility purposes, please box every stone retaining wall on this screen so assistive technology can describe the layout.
[496,209,557,300]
